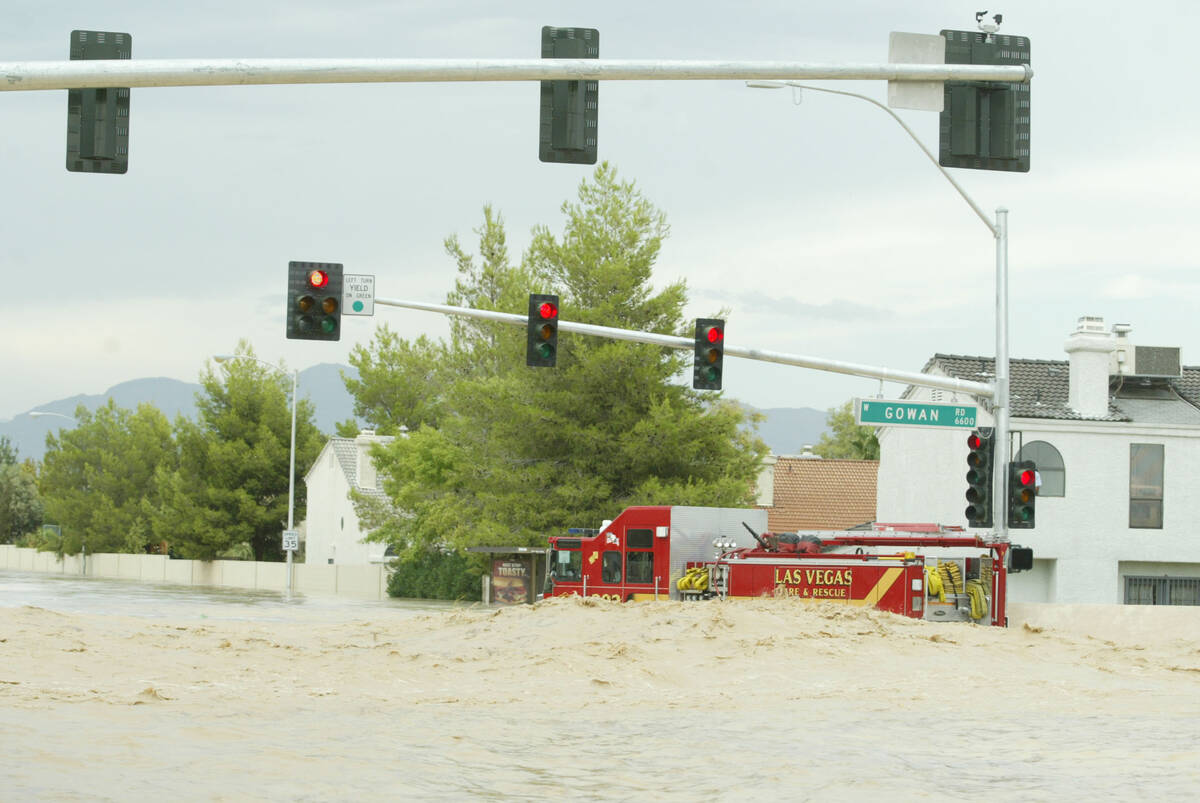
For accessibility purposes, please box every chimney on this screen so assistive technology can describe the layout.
[1064,316,1114,418]
[355,430,378,490]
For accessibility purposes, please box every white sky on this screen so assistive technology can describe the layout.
[2,0,1198,420]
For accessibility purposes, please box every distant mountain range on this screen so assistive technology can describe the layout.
[1,365,828,461]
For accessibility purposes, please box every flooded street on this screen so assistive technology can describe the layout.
[0,568,460,624]
[2,570,1199,800]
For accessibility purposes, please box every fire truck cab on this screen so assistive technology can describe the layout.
[544,506,764,602]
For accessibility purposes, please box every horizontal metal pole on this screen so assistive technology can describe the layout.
[375,296,995,399]
[0,58,1032,92]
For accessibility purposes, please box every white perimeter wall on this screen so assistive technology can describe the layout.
[0,544,389,600]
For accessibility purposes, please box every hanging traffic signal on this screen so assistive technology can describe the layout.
[693,318,725,390]
[286,261,343,341]
[66,30,132,174]
[939,29,1031,172]
[538,26,599,164]
[1008,460,1037,529]
[526,293,559,367]
[964,427,995,528]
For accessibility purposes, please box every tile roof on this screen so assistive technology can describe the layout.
[328,436,394,500]
[919,354,1200,423]
[761,457,878,532]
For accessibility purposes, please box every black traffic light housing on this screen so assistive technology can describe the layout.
[939,29,1030,173]
[526,293,559,367]
[965,427,995,528]
[66,30,131,174]
[287,261,343,341]
[693,318,725,391]
[1008,460,1037,529]
[1009,545,1034,573]
[538,27,598,164]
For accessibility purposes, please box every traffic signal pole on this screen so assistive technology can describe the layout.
[994,208,1011,541]
[749,81,1012,542]
[0,58,1030,92]
[373,295,994,400]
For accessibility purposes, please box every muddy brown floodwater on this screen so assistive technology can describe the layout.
[1,577,1199,801]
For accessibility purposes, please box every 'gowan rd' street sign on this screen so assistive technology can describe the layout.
[855,398,978,430]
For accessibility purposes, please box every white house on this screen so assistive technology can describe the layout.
[877,316,1200,606]
[302,430,397,565]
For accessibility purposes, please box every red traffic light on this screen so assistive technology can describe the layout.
[967,432,983,450]
[705,325,724,344]
[1018,468,1036,486]
[538,301,558,320]
[307,269,329,289]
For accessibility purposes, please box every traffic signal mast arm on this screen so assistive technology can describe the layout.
[373,295,994,399]
[0,58,1031,92]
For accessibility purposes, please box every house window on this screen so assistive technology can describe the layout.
[1129,443,1164,529]
[1015,441,1065,497]
[1124,576,1200,606]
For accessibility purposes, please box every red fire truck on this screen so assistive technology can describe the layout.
[543,505,1031,627]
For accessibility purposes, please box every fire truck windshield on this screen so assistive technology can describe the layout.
[549,544,581,582]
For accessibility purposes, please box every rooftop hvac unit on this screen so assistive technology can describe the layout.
[1116,345,1182,378]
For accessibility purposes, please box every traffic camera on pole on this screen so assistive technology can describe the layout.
[693,319,725,391]
[964,427,995,528]
[1007,460,1037,529]
[526,293,559,367]
[286,261,343,341]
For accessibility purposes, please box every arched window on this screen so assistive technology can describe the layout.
[1016,440,1065,497]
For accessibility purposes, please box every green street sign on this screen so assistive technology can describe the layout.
[855,398,977,429]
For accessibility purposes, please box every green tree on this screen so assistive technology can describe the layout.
[354,164,767,587]
[0,436,17,467]
[813,400,880,460]
[0,460,43,544]
[340,330,448,436]
[39,401,175,555]
[155,342,324,561]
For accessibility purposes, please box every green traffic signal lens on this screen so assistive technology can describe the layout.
[536,342,554,359]
[321,317,337,335]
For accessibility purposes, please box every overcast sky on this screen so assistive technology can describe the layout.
[2,1,1197,421]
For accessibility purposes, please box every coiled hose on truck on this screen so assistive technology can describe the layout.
[938,561,964,596]
[965,579,989,621]
[925,565,945,603]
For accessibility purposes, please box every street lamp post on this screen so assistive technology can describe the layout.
[214,354,299,595]
[746,80,1012,542]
